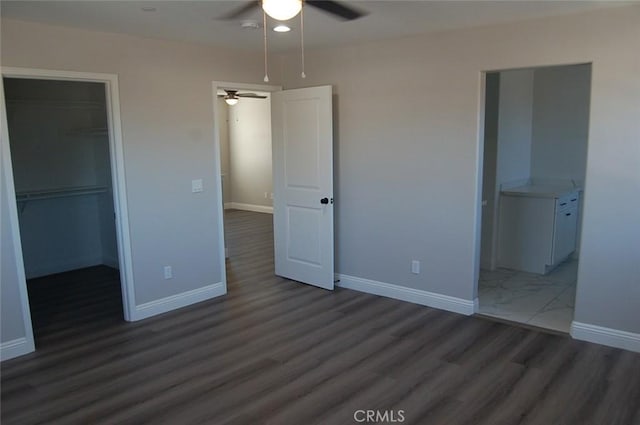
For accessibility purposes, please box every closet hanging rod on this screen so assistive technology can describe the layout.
[16,185,108,203]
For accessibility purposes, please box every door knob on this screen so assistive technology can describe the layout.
[320,197,329,204]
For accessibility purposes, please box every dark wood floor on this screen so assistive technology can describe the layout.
[2,209,639,425]
[26,265,125,347]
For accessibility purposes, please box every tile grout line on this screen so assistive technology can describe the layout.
[526,281,577,331]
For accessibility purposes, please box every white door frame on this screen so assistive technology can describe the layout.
[211,80,282,280]
[1,67,136,341]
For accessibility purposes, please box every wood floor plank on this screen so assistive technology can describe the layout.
[2,209,639,425]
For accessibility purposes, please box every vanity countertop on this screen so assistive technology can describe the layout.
[501,184,580,199]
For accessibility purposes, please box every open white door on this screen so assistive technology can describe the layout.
[272,85,334,290]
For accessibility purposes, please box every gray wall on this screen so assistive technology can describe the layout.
[531,64,591,185]
[496,69,534,188]
[280,5,640,333]
[480,73,499,269]
[1,18,273,349]
[228,95,273,208]
[217,98,231,205]
[5,78,117,277]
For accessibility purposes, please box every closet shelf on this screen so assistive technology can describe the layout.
[6,99,106,110]
[16,186,108,202]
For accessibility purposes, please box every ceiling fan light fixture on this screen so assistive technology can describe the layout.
[262,0,302,21]
[224,97,239,106]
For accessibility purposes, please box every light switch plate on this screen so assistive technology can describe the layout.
[164,266,173,279]
[411,260,420,274]
[192,179,203,193]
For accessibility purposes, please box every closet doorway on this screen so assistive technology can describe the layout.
[1,69,134,352]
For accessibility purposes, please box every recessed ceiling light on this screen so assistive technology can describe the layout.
[241,21,261,30]
[141,7,157,12]
[273,25,291,33]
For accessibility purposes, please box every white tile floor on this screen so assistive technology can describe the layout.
[477,260,578,332]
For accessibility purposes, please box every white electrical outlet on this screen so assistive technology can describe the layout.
[411,260,420,274]
[164,266,173,279]
[264,192,268,199]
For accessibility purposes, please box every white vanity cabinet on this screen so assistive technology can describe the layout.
[497,185,580,274]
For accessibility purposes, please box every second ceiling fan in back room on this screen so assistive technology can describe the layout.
[220,0,368,81]
[218,89,267,106]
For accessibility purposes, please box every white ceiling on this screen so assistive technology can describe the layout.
[0,1,629,53]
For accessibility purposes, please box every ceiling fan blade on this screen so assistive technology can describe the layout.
[218,1,260,20]
[306,1,367,21]
[237,93,268,99]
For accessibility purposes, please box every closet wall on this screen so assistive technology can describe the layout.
[5,78,117,278]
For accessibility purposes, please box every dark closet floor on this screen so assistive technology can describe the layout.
[1,210,639,424]
[26,265,124,347]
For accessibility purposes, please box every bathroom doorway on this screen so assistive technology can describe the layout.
[476,63,592,332]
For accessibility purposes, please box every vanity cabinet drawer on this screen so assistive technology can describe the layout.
[556,191,579,213]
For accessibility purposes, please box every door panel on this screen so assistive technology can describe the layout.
[272,86,333,290]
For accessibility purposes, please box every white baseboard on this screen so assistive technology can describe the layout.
[570,321,640,353]
[225,202,273,214]
[1,337,35,361]
[336,274,476,316]
[131,282,226,321]
[26,256,103,279]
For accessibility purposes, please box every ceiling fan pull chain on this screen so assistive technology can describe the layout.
[263,10,270,82]
[300,5,306,79]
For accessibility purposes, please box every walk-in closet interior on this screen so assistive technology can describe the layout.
[4,77,122,341]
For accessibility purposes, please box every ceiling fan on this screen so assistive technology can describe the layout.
[218,89,268,106]
[220,1,366,82]
[220,0,366,22]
